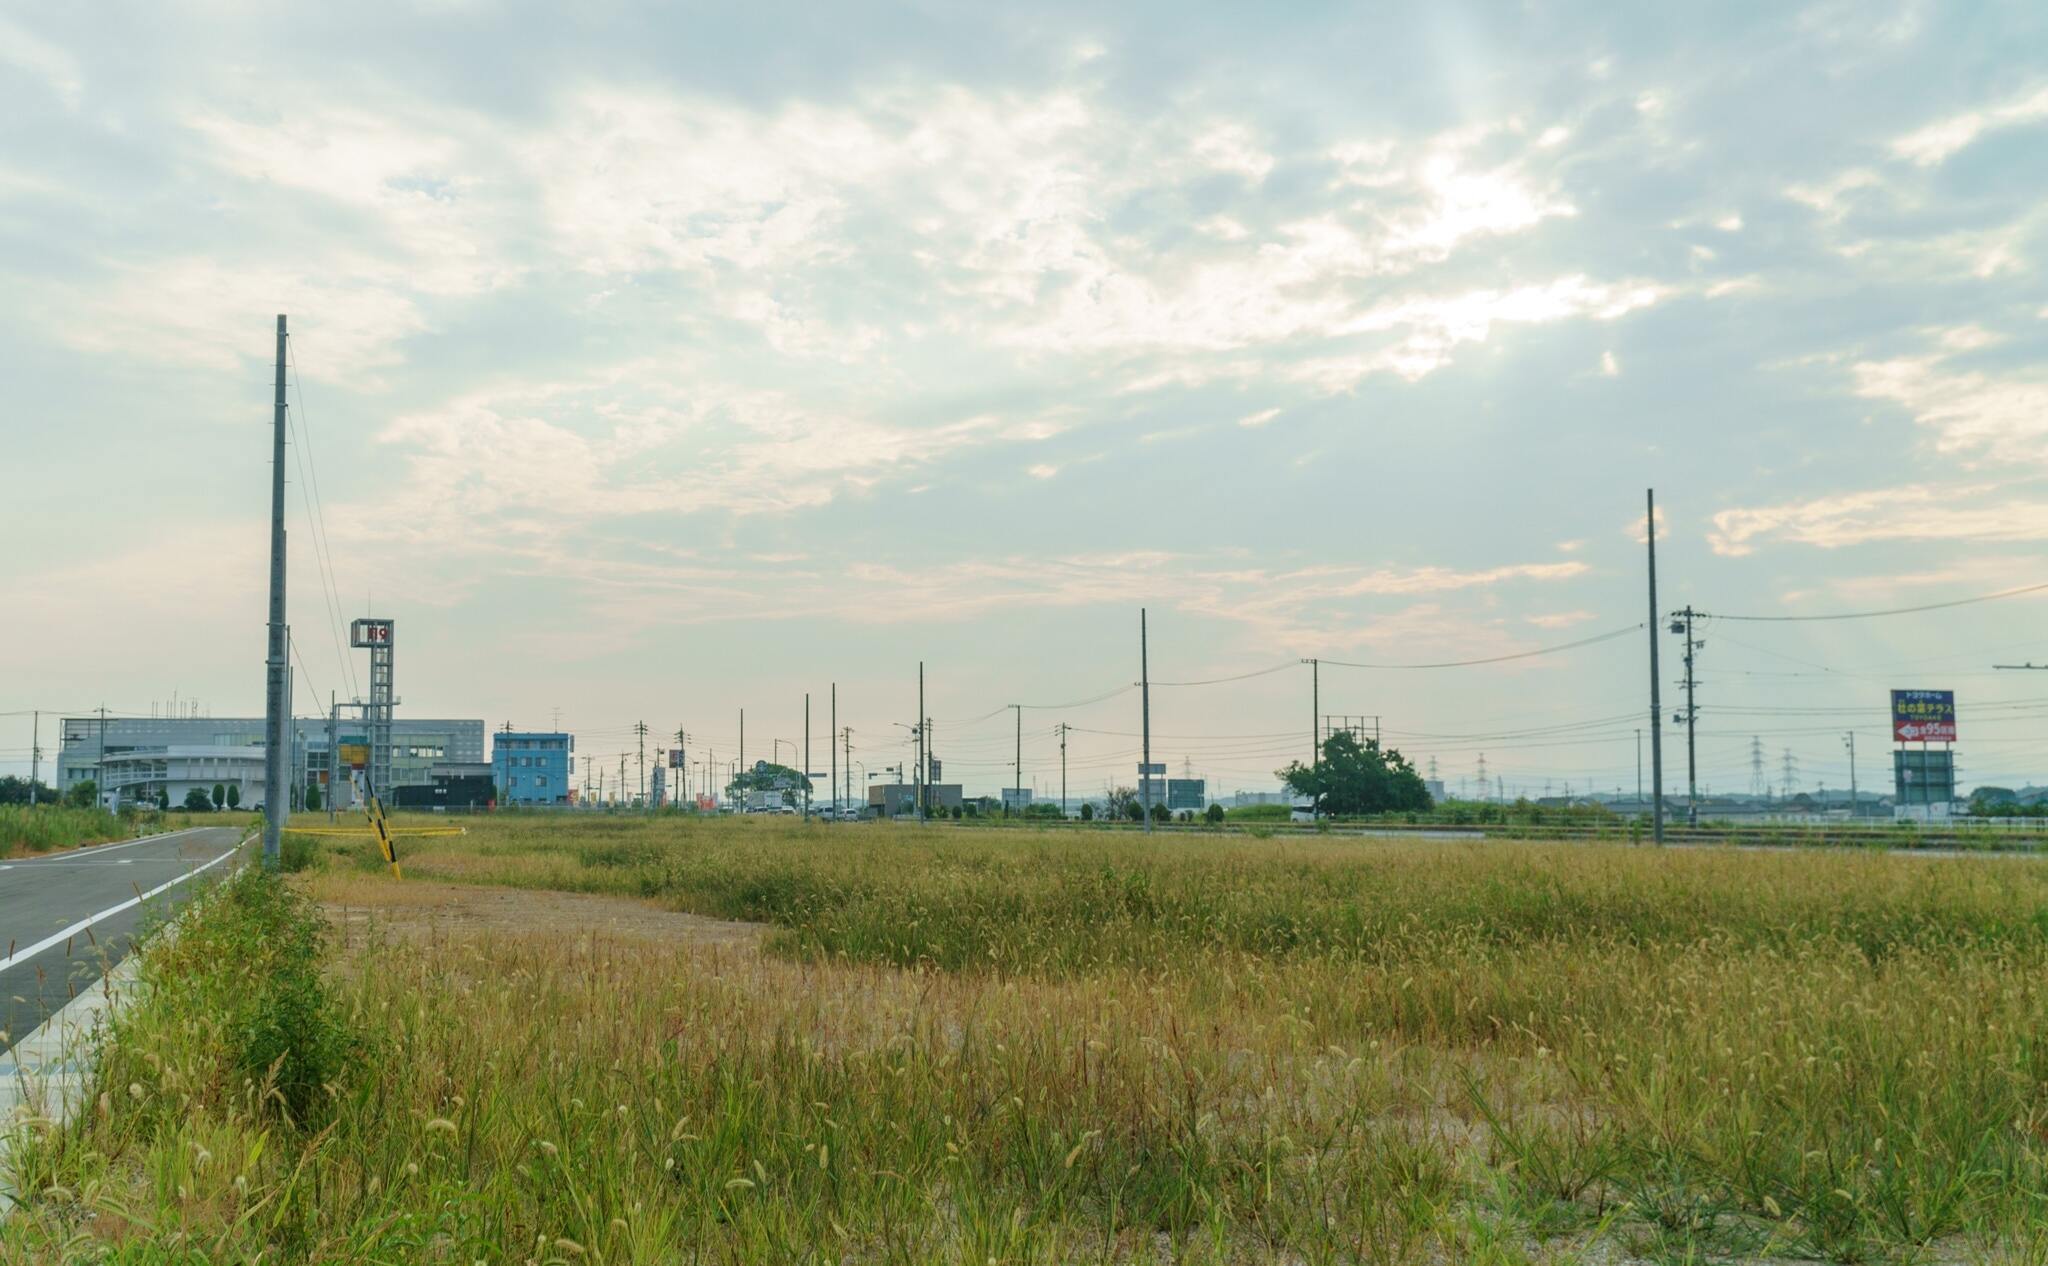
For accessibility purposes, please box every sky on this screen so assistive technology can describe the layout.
[4,1,2048,802]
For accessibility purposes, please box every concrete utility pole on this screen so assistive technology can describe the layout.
[261,314,290,866]
[1059,721,1068,820]
[326,693,339,821]
[804,692,811,821]
[843,727,852,818]
[917,662,926,824]
[829,685,836,820]
[28,711,38,806]
[1140,608,1152,833]
[1013,703,1023,813]
[1645,488,1666,844]
[618,753,627,807]
[635,720,648,809]
[739,709,745,777]
[1674,605,1701,826]
[675,727,688,805]
[1843,731,1858,816]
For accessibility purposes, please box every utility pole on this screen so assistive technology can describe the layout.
[1059,721,1069,820]
[804,692,811,821]
[1645,488,1666,845]
[1140,608,1152,833]
[618,752,627,807]
[675,726,688,805]
[829,684,836,820]
[28,710,38,807]
[1012,703,1023,814]
[327,692,338,822]
[917,661,927,824]
[582,754,592,806]
[1673,605,1701,826]
[1302,657,1319,816]
[1635,728,1642,804]
[1843,731,1858,816]
[842,726,852,819]
[635,720,648,810]
[739,709,745,777]
[96,705,107,808]
[261,313,290,866]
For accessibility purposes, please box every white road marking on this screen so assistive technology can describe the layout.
[9,827,215,865]
[0,844,241,973]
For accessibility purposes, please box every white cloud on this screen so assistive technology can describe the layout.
[1850,329,2048,459]
[1891,84,2048,166]
[1709,484,2048,554]
[1237,407,1281,428]
[0,17,82,108]
[1600,350,1620,377]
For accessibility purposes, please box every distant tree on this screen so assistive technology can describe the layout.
[1205,803,1225,825]
[1150,802,1171,823]
[1277,732,1432,817]
[212,783,226,810]
[226,784,241,809]
[305,783,322,811]
[157,788,170,810]
[67,780,98,809]
[183,788,215,812]
[1107,786,1140,820]
[1079,802,1094,821]
[950,805,962,820]
[0,776,58,806]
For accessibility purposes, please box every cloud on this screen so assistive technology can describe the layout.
[1850,328,2048,460]
[0,17,82,108]
[1236,408,1281,428]
[1707,484,2048,555]
[1891,84,2048,166]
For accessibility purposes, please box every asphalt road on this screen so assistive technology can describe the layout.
[0,826,246,1053]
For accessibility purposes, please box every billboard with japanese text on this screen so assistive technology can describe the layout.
[1891,689,1956,743]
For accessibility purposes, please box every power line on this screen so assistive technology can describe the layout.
[1704,580,2048,623]
[1319,624,1643,669]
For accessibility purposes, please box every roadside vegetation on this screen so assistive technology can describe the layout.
[7,815,2047,1261]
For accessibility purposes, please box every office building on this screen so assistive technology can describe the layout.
[491,730,575,806]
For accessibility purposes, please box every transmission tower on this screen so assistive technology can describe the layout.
[1476,752,1489,801]
[1780,748,1799,800]
[1750,737,1766,799]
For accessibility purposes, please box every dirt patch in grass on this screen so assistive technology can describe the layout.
[303,874,765,949]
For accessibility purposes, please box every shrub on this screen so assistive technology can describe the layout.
[279,831,317,873]
[1079,802,1094,821]
[122,868,357,1129]
[184,788,215,812]
[1205,803,1225,825]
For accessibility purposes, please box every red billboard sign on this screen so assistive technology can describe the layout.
[1891,689,1956,743]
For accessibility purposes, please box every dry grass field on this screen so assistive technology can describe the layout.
[4,812,2046,1263]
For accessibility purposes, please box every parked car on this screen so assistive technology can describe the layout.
[1289,802,1318,823]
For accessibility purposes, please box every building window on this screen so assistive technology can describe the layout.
[535,775,548,788]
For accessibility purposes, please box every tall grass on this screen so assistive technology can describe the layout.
[0,804,132,854]
[8,816,2047,1261]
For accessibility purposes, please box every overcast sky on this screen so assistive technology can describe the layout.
[5,1,2047,800]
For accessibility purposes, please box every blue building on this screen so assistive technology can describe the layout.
[492,730,575,805]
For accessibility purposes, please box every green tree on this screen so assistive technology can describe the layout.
[305,782,322,811]
[67,779,98,809]
[212,783,226,810]
[1079,802,1094,821]
[1149,801,1171,823]
[157,788,170,810]
[1205,803,1225,825]
[184,787,215,812]
[0,776,58,806]
[226,783,242,809]
[1277,731,1433,817]
[1106,786,1140,820]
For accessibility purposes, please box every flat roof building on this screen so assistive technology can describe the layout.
[491,730,575,806]
[58,715,485,808]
